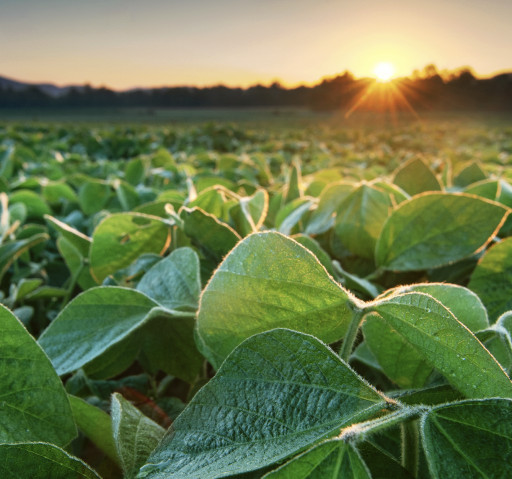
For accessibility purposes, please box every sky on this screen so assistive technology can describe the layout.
[1,0,511,89]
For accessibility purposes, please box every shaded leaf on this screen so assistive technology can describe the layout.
[468,237,512,322]
[422,399,512,478]
[138,329,389,479]
[393,158,442,196]
[263,440,371,478]
[0,305,76,446]
[112,393,165,479]
[0,442,100,479]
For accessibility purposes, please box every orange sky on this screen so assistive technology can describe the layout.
[1,0,511,89]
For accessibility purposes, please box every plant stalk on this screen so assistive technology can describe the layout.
[339,308,364,362]
[401,419,420,478]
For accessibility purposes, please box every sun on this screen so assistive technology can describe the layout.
[373,62,395,82]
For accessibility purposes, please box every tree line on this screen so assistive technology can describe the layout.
[1,66,511,111]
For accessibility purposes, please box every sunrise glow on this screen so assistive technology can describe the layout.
[373,62,396,82]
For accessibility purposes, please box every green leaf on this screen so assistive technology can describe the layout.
[43,181,78,205]
[422,399,512,478]
[392,158,442,196]
[125,157,146,185]
[275,197,314,235]
[0,232,49,282]
[263,440,371,478]
[0,443,100,479]
[78,179,111,215]
[69,394,119,464]
[138,329,389,479]
[375,193,508,271]
[362,312,433,389]
[334,183,391,260]
[181,206,241,261]
[139,314,202,383]
[369,292,512,398]
[39,286,158,375]
[305,182,354,235]
[115,179,141,211]
[112,393,165,479]
[293,234,335,276]
[45,214,91,258]
[229,189,268,236]
[196,232,356,369]
[9,189,51,219]
[189,186,227,218]
[384,283,489,332]
[0,304,76,446]
[90,212,170,283]
[57,236,97,290]
[137,247,201,311]
[453,161,486,188]
[468,237,512,322]
[464,179,499,201]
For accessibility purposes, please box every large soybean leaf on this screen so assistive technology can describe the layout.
[392,158,442,196]
[69,394,119,464]
[422,399,512,478]
[263,440,371,478]
[90,212,170,283]
[369,292,512,398]
[112,393,165,479]
[39,287,158,375]
[0,305,76,446]
[0,443,100,479]
[137,247,201,311]
[138,329,389,479]
[468,237,512,322]
[375,193,508,271]
[334,183,391,260]
[384,283,489,332]
[196,232,356,368]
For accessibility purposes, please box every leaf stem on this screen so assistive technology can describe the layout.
[339,307,364,362]
[338,405,425,441]
[401,419,420,478]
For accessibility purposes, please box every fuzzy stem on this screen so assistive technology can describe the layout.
[401,419,420,478]
[339,307,364,362]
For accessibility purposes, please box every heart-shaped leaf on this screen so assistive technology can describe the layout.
[368,292,512,398]
[196,232,356,368]
[375,193,508,271]
[138,329,389,479]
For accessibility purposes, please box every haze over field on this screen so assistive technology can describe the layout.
[1,0,512,89]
